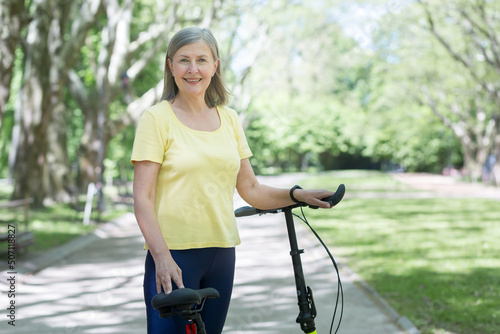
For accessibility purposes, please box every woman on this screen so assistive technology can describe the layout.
[131,27,335,334]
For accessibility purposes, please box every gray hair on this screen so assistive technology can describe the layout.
[161,27,229,107]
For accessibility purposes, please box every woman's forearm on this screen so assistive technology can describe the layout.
[236,159,333,210]
[133,161,170,260]
[134,197,170,259]
[239,183,295,210]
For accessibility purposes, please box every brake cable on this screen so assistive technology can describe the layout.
[294,207,344,334]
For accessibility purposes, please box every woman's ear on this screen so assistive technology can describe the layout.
[213,59,219,77]
[167,58,174,75]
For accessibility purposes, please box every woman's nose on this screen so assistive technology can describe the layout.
[187,61,198,73]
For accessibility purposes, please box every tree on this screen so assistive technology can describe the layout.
[356,3,465,173]
[11,0,103,206]
[353,0,498,178]
[417,0,500,180]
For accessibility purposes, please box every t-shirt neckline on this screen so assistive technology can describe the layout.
[164,101,223,134]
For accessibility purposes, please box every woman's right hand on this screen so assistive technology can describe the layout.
[133,161,184,294]
[155,254,184,294]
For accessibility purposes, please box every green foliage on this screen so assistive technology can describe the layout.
[238,1,376,173]
[131,0,162,35]
[73,25,103,90]
[0,110,13,179]
[246,93,366,173]
[65,92,85,165]
[1,0,495,204]
[105,123,136,182]
[228,0,467,174]
[355,1,468,172]
[361,102,463,172]
[24,211,97,254]
[0,47,24,179]
[133,58,164,96]
[301,171,500,334]
[369,0,498,174]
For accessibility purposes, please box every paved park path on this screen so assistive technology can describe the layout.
[3,172,498,333]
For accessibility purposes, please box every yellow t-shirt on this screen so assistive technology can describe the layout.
[131,101,253,250]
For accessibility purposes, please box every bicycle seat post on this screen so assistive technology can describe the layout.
[190,314,207,334]
[283,208,317,333]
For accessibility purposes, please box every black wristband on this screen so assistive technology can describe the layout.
[289,185,303,203]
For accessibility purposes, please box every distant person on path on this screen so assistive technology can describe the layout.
[131,26,336,334]
[482,154,497,185]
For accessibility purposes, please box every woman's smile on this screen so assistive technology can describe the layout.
[184,78,202,83]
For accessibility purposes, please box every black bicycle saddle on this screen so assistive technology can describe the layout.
[152,288,220,316]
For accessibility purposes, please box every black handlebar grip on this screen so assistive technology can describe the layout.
[309,183,346,209]
[234,206,259,217]
[324,183,345,207]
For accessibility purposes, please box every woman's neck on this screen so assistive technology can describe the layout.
[172,93,210,114]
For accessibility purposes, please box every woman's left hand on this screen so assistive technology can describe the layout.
[293,188,335,209]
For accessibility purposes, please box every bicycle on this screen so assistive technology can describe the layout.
[152,184,346,334]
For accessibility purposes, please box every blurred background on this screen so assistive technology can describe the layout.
[0,0,498,208]
[1,2,500,333]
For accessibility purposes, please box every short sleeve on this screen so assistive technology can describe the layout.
[226,107,252,159]
[130,110,167,165]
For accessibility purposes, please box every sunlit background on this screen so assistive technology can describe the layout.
[0,1,499,333]
[2,0,498,207]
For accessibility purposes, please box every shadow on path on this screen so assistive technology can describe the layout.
[3,173,417,334]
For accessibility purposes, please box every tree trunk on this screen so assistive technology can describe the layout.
[76,98,100,191]
[13,2,54,206]
[47,100,74,201]
[0,0,27,131]
[461,143,484,182]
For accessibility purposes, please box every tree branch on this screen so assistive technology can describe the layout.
[109,80,163,138]
[107,0,133,85]
[457,6,500,74]
[476,0,500,69]
[418,0,500,104]
[125,2,179,80]
[58,0,104,75]
[419,1,471,69]
[201,0,222,28]
[67,70,91,112]
[420,85,466,139]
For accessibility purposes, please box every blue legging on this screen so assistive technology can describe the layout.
[144,248,235,334]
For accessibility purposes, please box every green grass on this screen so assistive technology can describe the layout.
[300,171,500,334]
[0,182,130,257]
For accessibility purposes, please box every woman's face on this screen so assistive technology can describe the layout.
[168,41,219,100]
